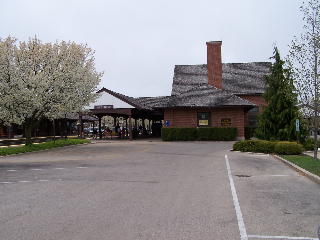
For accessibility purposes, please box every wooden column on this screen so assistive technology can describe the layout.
[93,120,96,139]
[98,115,102,139]
[129,115,133,141]
[113,116,117,134]
[142,118,145,136]
[125,118,128,138]
[79,114,83,139]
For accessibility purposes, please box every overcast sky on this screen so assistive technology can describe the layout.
[1,0,304,97]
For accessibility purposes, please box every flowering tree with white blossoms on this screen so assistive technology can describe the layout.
[0,36,102,145]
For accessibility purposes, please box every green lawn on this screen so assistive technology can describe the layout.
[0,139,90,156]
[281,155,320,177]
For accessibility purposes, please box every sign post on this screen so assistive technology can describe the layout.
[295,119,300,143]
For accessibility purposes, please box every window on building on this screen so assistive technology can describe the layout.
[248,107,259,113]
[247,107,260,126]
[197,112,210,127]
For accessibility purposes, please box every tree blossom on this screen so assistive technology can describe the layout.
[0,36,102,144]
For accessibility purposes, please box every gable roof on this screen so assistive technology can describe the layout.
[163,85,255,108]
[97,88,147,110]
[97,88,170,110]
[95,61,269,110]
[171,62,271,96]
[134,96,171,109]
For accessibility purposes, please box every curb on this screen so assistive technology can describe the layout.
[272,155,320,184]
[0,142,94,158]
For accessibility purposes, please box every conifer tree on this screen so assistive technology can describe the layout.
[257,47,301,141]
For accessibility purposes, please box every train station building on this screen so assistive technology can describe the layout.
[0,41,270,140]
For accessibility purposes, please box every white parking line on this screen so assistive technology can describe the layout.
[2,166,90,172]
[250,175,294,178]
[18,180,31,183]
[0,181,13,184]
[225,154,248,240]
[248,234,318,240]
[38,179,49,182]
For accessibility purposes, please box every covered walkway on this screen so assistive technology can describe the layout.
[80,88,168,140]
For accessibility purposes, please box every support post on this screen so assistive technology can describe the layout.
[142,118,145,136]
[129,115,133,141]
[79,114,84,139]
[125,118,128,138]
[113,116,117,135]
[98,116,102,139]
[7,126,12,139]
[53,119,56,142]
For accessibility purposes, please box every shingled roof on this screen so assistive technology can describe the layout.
[96,61,270,110]
[98,88,170,110]
[171,62,271,96]
[163,85,255,108]
[98,88,148,110]
[134,96,171,109]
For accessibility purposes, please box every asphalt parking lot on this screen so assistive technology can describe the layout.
[0,141,319,240]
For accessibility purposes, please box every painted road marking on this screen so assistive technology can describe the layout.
[0,182,13,184]
[225,154,248,240]
[18,181,31,183]
[2,166,90,172]
[38,179,49,182]
[250,175,295,178]
[248,234,318,240]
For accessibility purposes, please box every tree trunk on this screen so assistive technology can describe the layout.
[24,119,33,146]
[53,119,56,143]
[314,126,318,159]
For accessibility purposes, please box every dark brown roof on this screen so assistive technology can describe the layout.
[172,62,271,96]
[98,88,170,110]
[134,96,171,109]
[97,88,148,110]
[95,61,270,109]
[162,85,255,108]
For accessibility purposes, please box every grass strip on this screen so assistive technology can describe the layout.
[0,139,90,156]
[280,155,320,177]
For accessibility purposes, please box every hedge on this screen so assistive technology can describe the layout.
[274,142,304,155]
[233,140,276,153]
[161,127,237,141]
[233,140,304,155]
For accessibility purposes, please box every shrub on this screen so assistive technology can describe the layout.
[161,128,198,141]
[233,140,276,153]
[197,127,237,141]
[233,140,304,155]
[176,128,198,141]
[302,138,320,151]
[161,127,237,141]
[303,138,314,151]
[274,142,303,155]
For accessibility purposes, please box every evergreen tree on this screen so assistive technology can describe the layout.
[256,47,301,141]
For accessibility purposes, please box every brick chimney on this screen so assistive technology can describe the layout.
[206,41,222,89]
